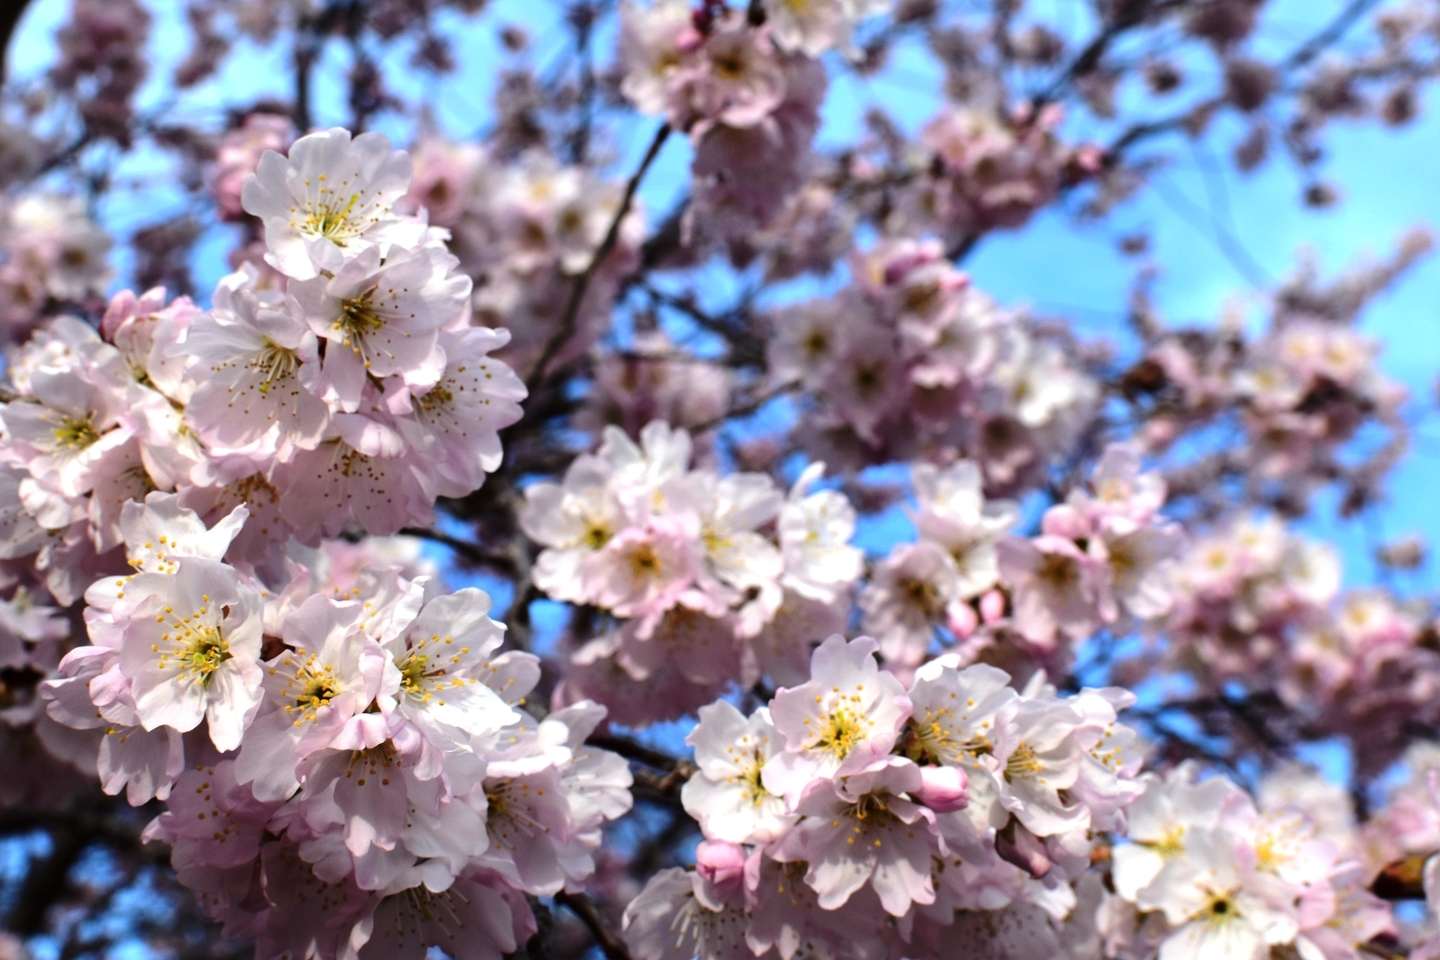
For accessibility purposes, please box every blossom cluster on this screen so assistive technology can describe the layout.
[4,0,1439,945]
[1360,742,1440,958]
[768,239,1098,479]
[0,127,525,602]
[622,634,1144,960]
[52,0,152,146]
[0,193,114,340]
[41,493,632,960]
[521,420,863,724]
[1107,763,1393,960]
[889,101,1099,243]
[577,329,734,438]
[619,0,826,240]
[1138,304,1407,512]
[404,138,644,372]
[856,442,1181,685]
[1152,514,1440,777]
[1158,514,1341,690]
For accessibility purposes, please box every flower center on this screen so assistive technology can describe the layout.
[626,542,662,579]
[584,521,612,550]
[846,793,892,822]
[303,191,362,244]
[417,384,454,413]
[53,415,100,450]
[900,576,943,616]
[183,627,231,681]
[703,525,732,554]
[902,282,942,315]
[252,339,301,395]
[712,52,747,81]
[1108,540,1136,577]
[740,755,769,804]
[1004,742,1043,781]
[851,361,884,397]
[1035,553,1078,591]
[154,598,230,686]
[815,706,868,760]
[1150,825,1186,858]
[1202,892,1237,923]
[283,654,341,724]
[336,293,387,352]
[400,653,434,696]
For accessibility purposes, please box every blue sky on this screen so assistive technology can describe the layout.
[9,0,1440,597]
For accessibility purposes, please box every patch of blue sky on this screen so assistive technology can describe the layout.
[9,0,1438,794]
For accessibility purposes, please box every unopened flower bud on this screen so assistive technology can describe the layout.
[914,765,968,813]
[979,589,1006,624]
[996,816,1052,879]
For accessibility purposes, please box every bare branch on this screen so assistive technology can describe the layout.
[400,526,517,573]
[1285,0,1386,70]
[553,891,634,960]
[527,123,672,392]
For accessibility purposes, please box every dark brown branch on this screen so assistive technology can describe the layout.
[527,123,672,391]
[293,5,339,132]
[1285,0,1385,70]
[638,282,767,365]
[400,526,517,573]
[947,231,980,262]
[5,821,85,935]
[588,733,696,800]
[588,732,690,771]
[1035,0,1185,103]
[553,891,633,960]
[631,766,695,800]
[688,383,797,435]
[1371,853,1430,901]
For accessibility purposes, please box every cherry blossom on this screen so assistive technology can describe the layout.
[5,2,1440,956]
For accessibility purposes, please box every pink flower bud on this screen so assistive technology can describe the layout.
[979,589,1006,624]
[995,817,1051,879]
[914,765,968,813]
[676,25,704,53]
[948,601,978,639]
[695,840,746,892]
[1040,503,1089,540]
[1072,143,1104,175]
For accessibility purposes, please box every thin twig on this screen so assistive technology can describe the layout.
[688,383,797,435]
[1285,0,1385,70]
[527,123,672,391]
[1034,0,1186,104]
[588,733,696,800]
[554,891,633,960]
[631,767,695,800]
[399,526,516,572]
[588,733,691,771]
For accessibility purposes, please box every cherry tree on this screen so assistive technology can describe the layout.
[1,1,1440,959]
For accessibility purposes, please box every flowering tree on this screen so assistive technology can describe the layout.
[2,0,1440,958]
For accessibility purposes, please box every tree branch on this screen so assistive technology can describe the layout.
[553,891,633,960]
[400,526,517,573]
[527,123,672,391]
[1285,0,1386,70]
[588,732,692,772]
